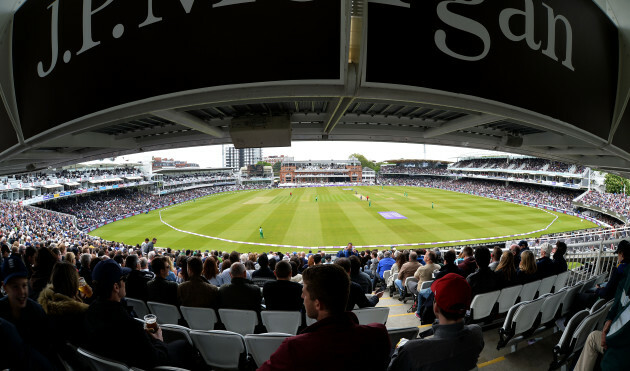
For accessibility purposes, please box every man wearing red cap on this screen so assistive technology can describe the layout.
[388,273,484,371]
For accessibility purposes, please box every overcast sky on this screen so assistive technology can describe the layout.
[104,142,508,167]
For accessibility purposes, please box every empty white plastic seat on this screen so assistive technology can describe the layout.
[352,307,390,325]
[497,296,546,350]
[538,275,557,296]
[468,290,500,321]
[518,280,541,302]
[180,306,218,331]
[590,298,605,314]
[125,297,150,319]
[497,285,522,314]
[147,301,181,325]
[550,309,590,370]
[560,283,583,317]
[77,348,130,371]
[261,311,301,335]
[218,308,258,335]
[553,271,570,292]
[539,290,566,326]
[244,333,291,368]
[580,277,597,293]
[190,330,246,370]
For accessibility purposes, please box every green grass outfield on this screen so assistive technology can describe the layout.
[89,186,597,253]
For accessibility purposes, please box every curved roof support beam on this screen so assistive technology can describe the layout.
[422,113,502,139]
[152,109,224,138]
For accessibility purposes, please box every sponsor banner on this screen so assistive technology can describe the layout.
[53,194,60,198]
[364,0,618,140]
[13,0,345,138]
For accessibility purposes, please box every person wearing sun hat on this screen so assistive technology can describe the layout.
[388,273,484,371]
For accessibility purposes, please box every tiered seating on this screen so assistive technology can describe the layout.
[497,296,547,351]
[550,302,612,370]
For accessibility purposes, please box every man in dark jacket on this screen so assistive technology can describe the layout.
[335,258,382,311]
[552,241,568,274]
[466,247,499,298]
[349,255,372,294]
[218,263,261,312]
[125,254,154,302]
[263,261,303,311]
[252,254,276,280]
[536,243,556,279]
[147,256,178,306]
[260,264,390,371]
[388,274,484,370]
[83,259,170,369]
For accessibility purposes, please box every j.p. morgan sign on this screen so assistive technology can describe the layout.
[364,0,619,141]
[12,0,343,140]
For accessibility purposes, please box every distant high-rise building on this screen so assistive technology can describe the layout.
[222,145,262,168]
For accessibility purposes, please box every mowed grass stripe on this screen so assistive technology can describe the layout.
[90,186,597,252]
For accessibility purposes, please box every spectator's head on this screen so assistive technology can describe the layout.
[92,259,127,301]
[139,257,148,270]
[409,251,418,262]
[187,257,203,278]
[290,261,298,277]
[519,250,537,274]
[258,254,269,268]
[125,255,139,271]
[518,240,528,250]
[495,251,515,280]
[50,261,80,298]
[229,251,240,263]
[462,246,473,258]
[334,257,351,275]
[113,254,124,266]
[274,260,292,280]
[444,250,456,265]
[349,255,361,275]
[431,273,471,322]
[313,254,322,265]
[474,247,490,269]
[509,244,519,256]
[203,256,219,280]
[65,252,76,266]
[491,246,502,262]
[554,241,567,260]
[230,262,246,279]
[425,251,436,264]
[539,243,553,258]
[383,251,391,258]
[24,246,37,264]
[302,264,349,319]
[615,240,629,261]
[1,256,29,310]
[151,256,169,278]
[152,238,157,243]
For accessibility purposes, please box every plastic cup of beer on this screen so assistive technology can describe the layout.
[78,277,92,298]
[144,314,158,333]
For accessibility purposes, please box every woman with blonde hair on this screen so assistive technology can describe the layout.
[494,251,516,288]
[65,252,76,267]
[517,250,538,284]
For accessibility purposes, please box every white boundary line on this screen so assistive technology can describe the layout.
[158,187,560,249]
